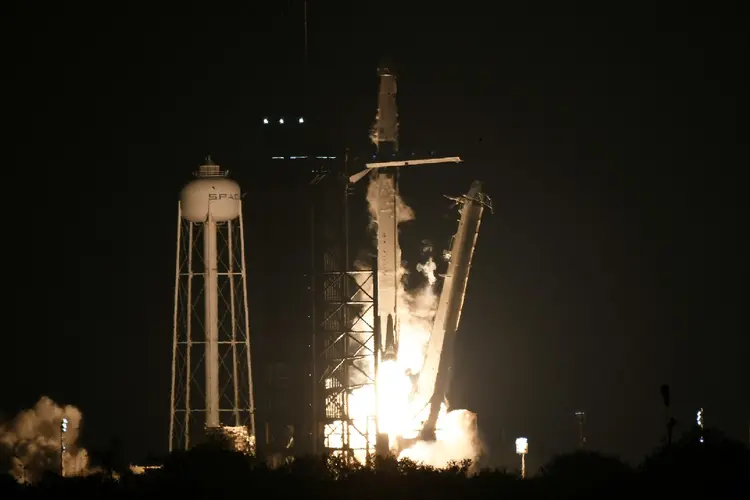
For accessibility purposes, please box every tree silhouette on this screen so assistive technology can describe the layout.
[642,427,750,482]
[2,435,749,499]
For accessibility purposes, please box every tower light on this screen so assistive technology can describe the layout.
[60,417,69,477]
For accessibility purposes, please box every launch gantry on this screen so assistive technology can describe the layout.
[310,151,378,462]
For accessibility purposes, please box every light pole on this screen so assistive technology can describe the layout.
[60,417,68,477]
[696,408,704,443]
[574,411,586,448]
[515,437,528,479]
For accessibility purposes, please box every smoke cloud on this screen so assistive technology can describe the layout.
[366,173,415,228]
[399,409,481,472]
[417,257,437,285]
[0,396,93,483]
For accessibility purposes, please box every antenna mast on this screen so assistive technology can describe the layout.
[304,0,308,68]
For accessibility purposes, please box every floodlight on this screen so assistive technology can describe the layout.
[515,437,528,455]
[515,437,528,479]
[60,417,69,477]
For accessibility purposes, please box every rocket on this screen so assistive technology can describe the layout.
[372,59,402,363]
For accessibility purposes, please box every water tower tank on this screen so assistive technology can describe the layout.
[180,161,241,223]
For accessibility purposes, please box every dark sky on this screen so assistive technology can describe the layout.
[4,4,747,469]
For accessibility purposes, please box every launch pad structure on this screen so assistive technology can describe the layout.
[309,62,484,461]
[309,151,379,460]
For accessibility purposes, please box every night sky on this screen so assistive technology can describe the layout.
[4,5,747,469]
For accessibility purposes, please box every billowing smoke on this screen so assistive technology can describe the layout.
[0,396,94,483]
[366,173,415,228]
[365,172,482,470]
[417,257,437,285]
[399,410,481,471]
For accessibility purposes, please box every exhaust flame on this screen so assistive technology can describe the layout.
[0,396,95,483]
[361,172,481,469]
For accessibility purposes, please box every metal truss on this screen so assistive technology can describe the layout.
[310,155,378,463]
[169,203,256,452]
[318,269,376,462]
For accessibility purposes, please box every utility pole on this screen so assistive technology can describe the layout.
[574,411,586,448]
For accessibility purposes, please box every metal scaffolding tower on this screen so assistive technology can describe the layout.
[310,152,378,462]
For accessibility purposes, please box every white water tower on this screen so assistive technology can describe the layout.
[169,157,256,452]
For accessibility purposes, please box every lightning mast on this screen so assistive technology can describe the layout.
[574,411,586,448]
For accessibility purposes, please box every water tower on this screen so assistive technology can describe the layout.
[169,157,256,453]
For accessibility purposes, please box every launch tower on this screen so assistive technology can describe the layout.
[310,152,378,461]
[169,157,256,453]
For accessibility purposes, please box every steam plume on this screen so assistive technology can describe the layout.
[366,173,415,227]
[0,396,93,483]
[417,257,437,285]
[399,410,481,470]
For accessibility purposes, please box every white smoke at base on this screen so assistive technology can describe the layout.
[399,410,481,469]
[364,172,481,470]
[0,396,96,483]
